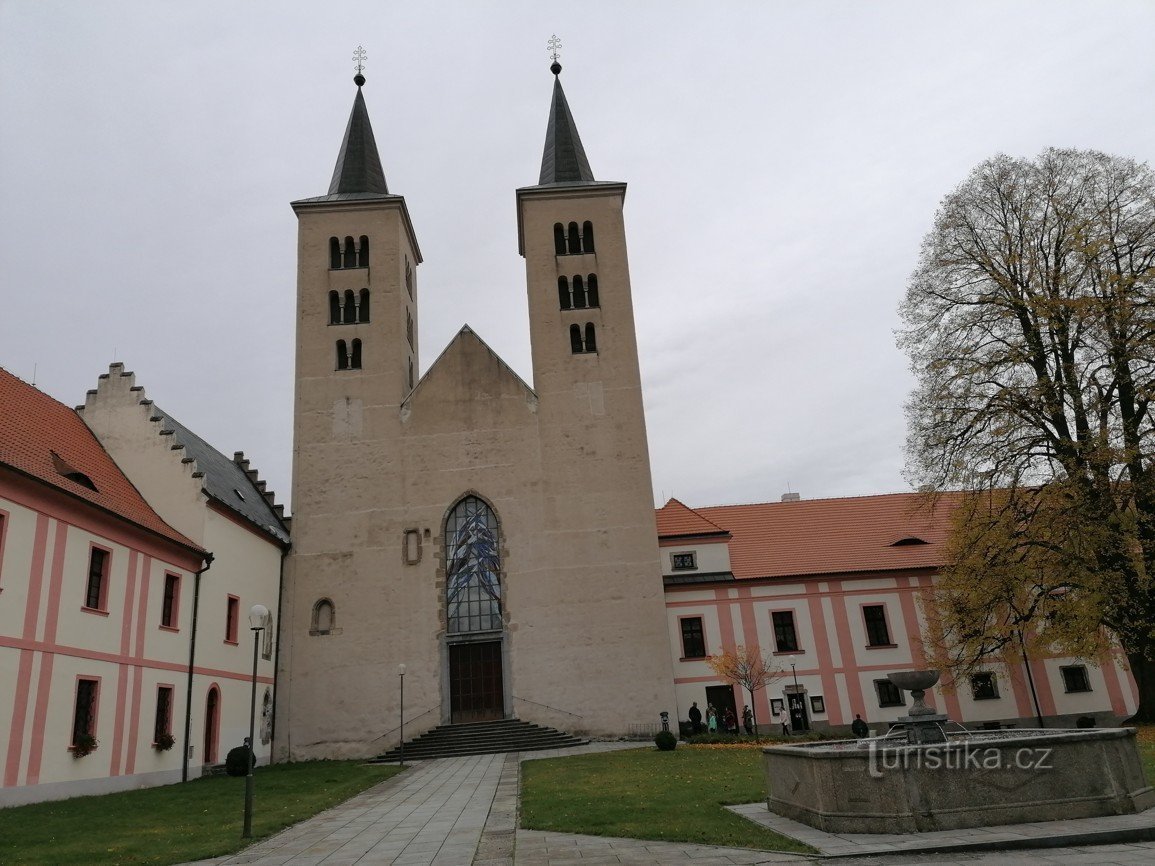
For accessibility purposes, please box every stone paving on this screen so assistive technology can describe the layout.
[181,742,1155,866]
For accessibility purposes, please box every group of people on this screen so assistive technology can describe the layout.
[687,702,755,735]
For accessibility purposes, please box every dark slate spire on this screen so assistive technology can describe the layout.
[538,62,595,185]
[328,75,389,195]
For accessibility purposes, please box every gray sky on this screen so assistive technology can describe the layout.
[3,1,1154,513]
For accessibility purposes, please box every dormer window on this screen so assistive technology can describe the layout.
[51,451,97,491]
[671,552,696,571]
[890,536,929,547]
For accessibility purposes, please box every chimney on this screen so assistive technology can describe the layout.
[781,492,801,502]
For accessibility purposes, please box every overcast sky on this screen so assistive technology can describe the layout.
[3,1,1154,514]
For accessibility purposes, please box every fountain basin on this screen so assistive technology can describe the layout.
[764,728,1155,833]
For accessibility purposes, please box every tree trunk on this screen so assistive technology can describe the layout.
[1123,648,1155,723]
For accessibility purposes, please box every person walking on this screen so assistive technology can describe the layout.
[723,707,737,734]
[688,701,702,735]
[851,713,869,738]
[707,704,718,733]
[742,705,754,735]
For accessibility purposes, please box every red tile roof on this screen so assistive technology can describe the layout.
[654,498,730,538]
[657,492,959,579]
[0,367,202,554]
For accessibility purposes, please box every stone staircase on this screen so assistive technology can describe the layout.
[372,718,588,762]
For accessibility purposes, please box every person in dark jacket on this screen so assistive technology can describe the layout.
[851,714,869,738]
[742,705,754,735]
[688,701,702,734]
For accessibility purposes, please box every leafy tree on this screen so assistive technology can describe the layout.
[900,148,1155,719]
[706,645,785,732]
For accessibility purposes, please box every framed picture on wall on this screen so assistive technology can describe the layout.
[810,695,826,714]
[770,698,784,716]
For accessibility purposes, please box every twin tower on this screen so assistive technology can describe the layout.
[276,64,675,758]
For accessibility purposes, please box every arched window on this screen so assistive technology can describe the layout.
[329,291,341,324]
[445,496,502,634]
[557,276,571,310]
[573,275,586,308]
[342,290,356,324]
[569,324,583,354]
[358,236,370,268]
[350,338,362,369]
[329,237,342,270]
[567,222,581,255]
[587,274,599,308]
[405,258,414,298]
[554,223,567,255]
[311,598,335,635]
[359,289,370,323]
[342,236,356,269]
[584,323,598,353]
[336,340,349,370]
[406,309,414,346]
[582,221,595,252]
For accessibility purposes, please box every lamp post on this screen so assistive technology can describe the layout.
[398,664,406,767]
[242,603,268,839]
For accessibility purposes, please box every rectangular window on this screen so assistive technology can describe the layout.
[875,679,905,708]
[863,604,892,646]
[72,678,99,746]
[679,617,706,659]
[225,595,239,644]
[772,611,799,652]
[1061,665,1091,693]
[84,546,110,611]
[262,613,274,660]
[0,509,8,586]
[154,685,173,742]
[671,552,697,571]
[161,573,180,629]
[970,672,1000,700]
[810,695,825,714]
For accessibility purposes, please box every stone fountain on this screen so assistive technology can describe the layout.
[887,669,947,744]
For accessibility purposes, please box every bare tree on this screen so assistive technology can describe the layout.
[900,148,1155,720]
[707,645,786,732]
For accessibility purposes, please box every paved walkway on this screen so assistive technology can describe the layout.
[183,743,1155,866]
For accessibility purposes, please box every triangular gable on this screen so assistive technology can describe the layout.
[655,497,730,539]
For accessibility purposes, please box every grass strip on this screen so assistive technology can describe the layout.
[520,745,814,853]
[0,760,403,866]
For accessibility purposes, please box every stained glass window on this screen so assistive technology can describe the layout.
[445,496,502,634]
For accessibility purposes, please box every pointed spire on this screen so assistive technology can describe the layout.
[538,61,595,185]
[328,73,389,196]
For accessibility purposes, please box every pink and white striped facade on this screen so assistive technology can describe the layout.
[659,495,1137,734]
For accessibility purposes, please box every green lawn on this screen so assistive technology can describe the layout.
[1135,725,1155,785]
[0,761,403,866]
[520,745,813,853]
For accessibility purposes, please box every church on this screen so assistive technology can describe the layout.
[274,61,676,759]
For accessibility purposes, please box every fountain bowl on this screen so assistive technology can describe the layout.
[887,670,941,692]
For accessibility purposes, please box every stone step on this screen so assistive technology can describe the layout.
[372,718,588,762]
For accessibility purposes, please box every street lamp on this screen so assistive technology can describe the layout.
[398,664,406,767]
[242,603,268,839]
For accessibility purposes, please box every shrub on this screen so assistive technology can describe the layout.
[225,745,253,776]
[154,732,176,751]
[654,730,677,751]
[72,733,98,758]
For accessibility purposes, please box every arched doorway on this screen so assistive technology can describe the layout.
[203,685,220,764]
[444,495,505,723]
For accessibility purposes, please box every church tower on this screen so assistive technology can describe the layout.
[278,61,673,762]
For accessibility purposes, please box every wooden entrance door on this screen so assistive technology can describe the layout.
[705,685,737,732]
[449,641,504,723]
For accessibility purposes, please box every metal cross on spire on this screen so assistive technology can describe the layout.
[547,34,562,63]
[353,45,367,76]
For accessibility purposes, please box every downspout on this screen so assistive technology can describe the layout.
[182,552,215,782]
[269,541,290,760]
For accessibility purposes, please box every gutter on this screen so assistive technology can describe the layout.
[182,552,215,782]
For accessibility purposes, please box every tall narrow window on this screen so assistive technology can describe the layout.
[262,613,274,660]
[445,496,502,634]
[406,309,414,346]
[342,236,356,268]
[408,357,415,389]
[772,611,799,652]
[154,685,173,742]
[582,221,595,252]
[558,277,572,310]
[587,274,599,307]
[161,572,180,628]
[311,598,335,635]
[359,289,371,322]
[584,323,597,353]
[863,605,892,646]
[85,547,109,611]
[336,340,349,370]
[226,595,239,643]
[329,291,341,324]
[350,339,362,369]
[679,617,706,659]
[569,324,583,354]
[329,237,341,269]
[358,235,369,267]
[572,275,586,308]
[0,511,8,587]
[554,223,567,255]
[343,289,356,324]
[567,222,581,255]
[405,257,414,298]
[72,678,99,747]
